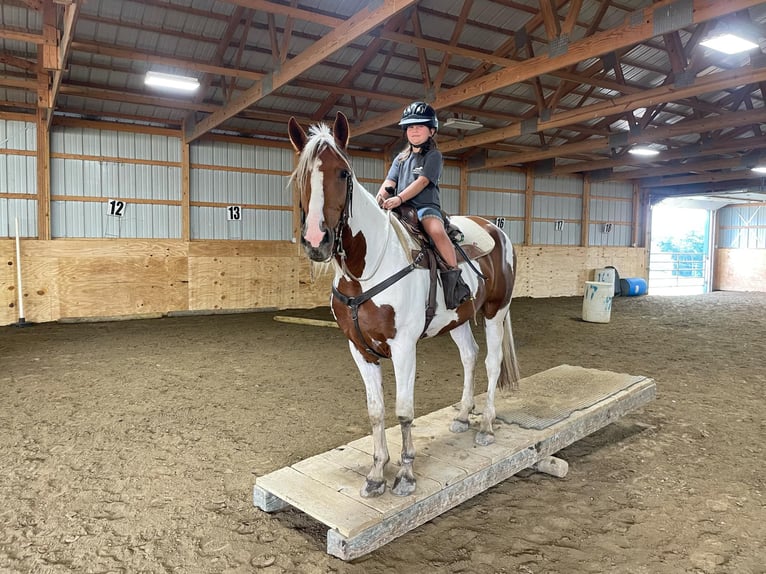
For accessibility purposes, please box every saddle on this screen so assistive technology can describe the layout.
[392,205,495,332]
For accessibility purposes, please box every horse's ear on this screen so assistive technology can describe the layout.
[288,116,307,153]
[333,112,350,151]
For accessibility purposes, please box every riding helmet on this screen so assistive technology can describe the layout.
[399,101,438,131]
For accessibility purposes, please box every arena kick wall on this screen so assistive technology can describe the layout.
[1,117,647,326]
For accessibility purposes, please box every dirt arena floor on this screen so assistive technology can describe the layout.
[1,291,764,574]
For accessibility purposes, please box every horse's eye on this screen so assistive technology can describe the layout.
[340,170,350,180]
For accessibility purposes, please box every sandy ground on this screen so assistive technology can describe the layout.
[1,291,764,574]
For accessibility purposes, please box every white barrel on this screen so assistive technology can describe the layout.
[582,281,613,323]
[594,267,615,288]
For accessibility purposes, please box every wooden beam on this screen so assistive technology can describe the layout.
[184,0,418,143]
[36,107,51,240]
[555,136,766,175]
[454,64,766,160]
[224,0,343,29]
[48,0,80,127]
[477,105,766,171]
[352,0,763,138]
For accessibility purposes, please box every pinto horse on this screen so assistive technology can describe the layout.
[288,112,521,498]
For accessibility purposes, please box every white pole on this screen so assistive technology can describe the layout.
[14,217,26,324]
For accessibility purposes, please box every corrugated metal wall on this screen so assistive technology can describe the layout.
[468,170,525,244]
[50,126,182,238]
[533,175,583,245]
[0,119,37,237]
[589,180,634,247]
[190,140,292,240]
[718,205,766,248]
[1,122,644,248]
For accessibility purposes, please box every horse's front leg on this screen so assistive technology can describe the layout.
[478,311,507,446]
[349,343,389,498]
[447,322,479,433]
[391,345,417,496]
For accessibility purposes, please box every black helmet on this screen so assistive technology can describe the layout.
[399,101,438,131]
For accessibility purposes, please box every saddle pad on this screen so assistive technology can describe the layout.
[450,216,495,257]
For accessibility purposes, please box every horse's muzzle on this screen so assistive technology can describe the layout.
[301,227,334,262]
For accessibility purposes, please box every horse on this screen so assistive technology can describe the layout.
[287,111,521,498]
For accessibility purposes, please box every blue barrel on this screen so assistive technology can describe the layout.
[620,277,647,296]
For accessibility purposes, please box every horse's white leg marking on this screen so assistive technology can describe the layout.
[449,321,479,433]
[477,307,510,445]
[349,343,389,498]
[391,345,417,496]
[303,159,326,248]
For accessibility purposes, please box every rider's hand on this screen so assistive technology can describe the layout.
[376,190,390,207]
[382,196,403,210]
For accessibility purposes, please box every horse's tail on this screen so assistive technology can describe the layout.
[497,309,521,391]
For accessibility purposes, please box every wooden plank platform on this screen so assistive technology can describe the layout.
[253,365,656,560]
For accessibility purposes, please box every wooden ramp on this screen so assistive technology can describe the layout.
[253,365,656,560]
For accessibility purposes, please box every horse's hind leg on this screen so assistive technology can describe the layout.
[477,308,508,446]
[350,344,389,498]
[448,322,479,433]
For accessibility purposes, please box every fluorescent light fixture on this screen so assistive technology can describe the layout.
[700,32,759,54]
[751,166,766,173]
[443,117,484,130]
[628,147,660,157]
[145,71,200,92]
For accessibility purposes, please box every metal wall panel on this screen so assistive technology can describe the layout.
[0,120,37,237]
[718,205,766,248]
[535,174,583,195]
[0,152,36,195]
[189,140,293,240]
[591,180,633,198]
[50,126,182,238]
[51,201,181,238]
[588,198,633,246]
[468,170,526,192]
[191,206,292,240]
[533,220,582,245]
[0,198,37,237]
[0,119,36,150]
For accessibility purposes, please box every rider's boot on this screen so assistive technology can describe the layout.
[440,267,471,309]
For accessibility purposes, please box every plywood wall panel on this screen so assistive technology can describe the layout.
[0,240,647,325]
[714,249,766,292]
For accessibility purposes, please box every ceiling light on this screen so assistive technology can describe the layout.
[628,147,660,157]
[443,117,484,131]
[700,33,759,54]
[751,166,766,173]
[145,71,200,92]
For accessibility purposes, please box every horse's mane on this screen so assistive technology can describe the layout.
[289,122,352,192]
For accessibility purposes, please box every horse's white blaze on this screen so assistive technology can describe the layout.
[304,159,326,248]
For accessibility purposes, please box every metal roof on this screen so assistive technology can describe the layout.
[2,0,766,199]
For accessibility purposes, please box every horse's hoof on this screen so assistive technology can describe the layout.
[360,479,386,498]
[475,431,495,446]
[450,419,470,433]
[392,475,416,496]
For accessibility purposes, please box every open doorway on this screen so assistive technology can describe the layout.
[648,204,711,295]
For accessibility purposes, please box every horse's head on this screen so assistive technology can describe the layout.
[288,112,352,262]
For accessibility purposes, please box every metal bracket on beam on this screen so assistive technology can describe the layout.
[262,73,273,97]
[514,28,528,51]
[467,149,487,170]
[532,158,555,174]
[548,35,569,58]
[674,69,695,87]
[590,168,614,181]
[540,108,551,122]
[653,0,693,36]
[521,117,538,135]
[608,132,629,148]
